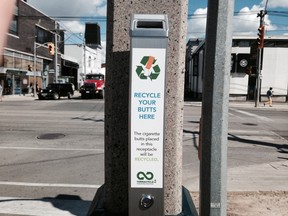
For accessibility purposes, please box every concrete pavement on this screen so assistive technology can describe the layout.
[3,94,288,110]
[185,100,288,192]
[1,91,82,101]
[0,98,287,215]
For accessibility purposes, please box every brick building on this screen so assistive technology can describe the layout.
[0,0,64,95]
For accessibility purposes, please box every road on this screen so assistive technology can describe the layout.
[0,97,105,216]
[0,97,287,215]
[183,102,288,191]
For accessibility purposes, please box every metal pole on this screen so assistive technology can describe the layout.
[54,25,58,83]
[200,0,234,215]
[255,49,262,107]
[255,10,266,107]
[33,42,37,97]
[83,44,86,77]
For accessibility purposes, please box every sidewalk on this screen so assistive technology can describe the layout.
[229,100,288,111]
[1,94,36,101]
[185,100,288,111]
[2,94,288,111]
[1,91,82,101]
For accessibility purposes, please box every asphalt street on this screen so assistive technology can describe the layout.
[0,94,287,215]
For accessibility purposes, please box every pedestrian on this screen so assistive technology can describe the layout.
[36,82,39,93]
[264,87,273,107]
[0,83,3,102]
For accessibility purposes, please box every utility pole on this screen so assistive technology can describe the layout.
[54,22,59,83]
[200,0,234,215]
[83,43,86,78]
[255,9,267,107]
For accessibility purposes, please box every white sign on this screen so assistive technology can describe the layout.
[130,48,166,188]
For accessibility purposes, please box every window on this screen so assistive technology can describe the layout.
[88,56,92,67]
[192,55,198,76]
[86,74,104,80]
[36,26,53,44]
[9,5,19,35]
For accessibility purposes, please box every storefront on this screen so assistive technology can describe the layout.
[0,49,44,95]
[1,69,28,95]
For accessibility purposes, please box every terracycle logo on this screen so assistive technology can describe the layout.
[137,171,154,180]
[136,56,161,80]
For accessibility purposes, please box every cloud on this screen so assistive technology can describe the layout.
[28,0,106,16]
[187,4,278,39]
[261,0,288,8]
[187,8,207,39]
[27,0,106,43]
[27,0,106,38]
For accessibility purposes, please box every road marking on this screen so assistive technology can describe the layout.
[0,181,101,188]
[0,146,104,152]
[230,108,273,122]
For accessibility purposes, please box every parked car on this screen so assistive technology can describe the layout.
[38,83,74,100]
[79,83,96,99]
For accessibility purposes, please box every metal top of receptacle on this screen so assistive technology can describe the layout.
[130,14,169,38]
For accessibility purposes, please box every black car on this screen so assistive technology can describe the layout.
[38,83,74,100]
[79,83,97,99]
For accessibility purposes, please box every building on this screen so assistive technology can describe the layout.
[0,0,78,95]
[64,44,102,89]
[185,36,288,102]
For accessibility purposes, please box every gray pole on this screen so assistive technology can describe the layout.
[87,1,188,215]
[83,44,86,77]
[255,48,262,107]
[200,0,234,215]
[255,10,266,107]
[33,42,37,97]
[54,22,58,83]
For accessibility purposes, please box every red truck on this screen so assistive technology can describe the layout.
[80,73,105,99]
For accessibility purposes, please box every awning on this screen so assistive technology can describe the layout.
[62,59,79,69]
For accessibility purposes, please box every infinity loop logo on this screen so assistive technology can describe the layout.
[137,171,154,180]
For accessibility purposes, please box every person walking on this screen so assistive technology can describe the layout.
[0,83,3,102]
[264,87,273,107]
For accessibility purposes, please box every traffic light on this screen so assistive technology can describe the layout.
[28,64,32,71]
[257,25,265,49]
[48,43,55,55]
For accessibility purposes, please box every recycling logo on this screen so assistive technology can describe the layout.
[136,56,160,80]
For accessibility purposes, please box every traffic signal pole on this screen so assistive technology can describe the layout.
[255,10,266,107]
[33,41,54,97]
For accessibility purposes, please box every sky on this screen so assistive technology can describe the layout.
[26,0,288,61]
